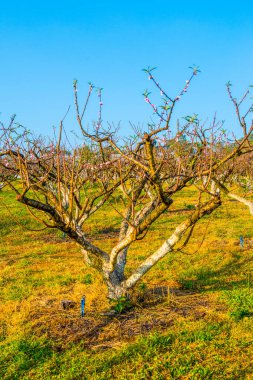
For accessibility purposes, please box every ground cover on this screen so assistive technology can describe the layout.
[0,187,252,379]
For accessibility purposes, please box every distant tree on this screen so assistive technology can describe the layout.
[210,83,253,215]
[1,69,253,300]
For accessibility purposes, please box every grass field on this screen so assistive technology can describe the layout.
[0,186,253,379]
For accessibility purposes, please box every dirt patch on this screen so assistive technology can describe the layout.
[29,289,225,350]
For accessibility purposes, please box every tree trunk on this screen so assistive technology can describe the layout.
[114,247,128,280]
[106,281,127,300]
[103,263,127,299]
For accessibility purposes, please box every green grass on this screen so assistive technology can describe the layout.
[222,287,253,321]
[0,187,253,379]
[0,320,252,379]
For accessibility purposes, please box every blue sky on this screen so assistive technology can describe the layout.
[1,1,253,139]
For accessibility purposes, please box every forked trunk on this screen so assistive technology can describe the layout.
[103,264,127,300]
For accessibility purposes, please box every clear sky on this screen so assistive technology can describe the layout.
[1,0,253,139]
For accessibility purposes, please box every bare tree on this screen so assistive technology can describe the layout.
[1,69,253,300]
[211,83,253,215]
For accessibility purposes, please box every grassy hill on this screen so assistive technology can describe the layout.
[0,187,252,379]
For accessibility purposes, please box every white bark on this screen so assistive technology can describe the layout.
[123,197,221,291]
[228,192,253,215]
[123,218,190,290]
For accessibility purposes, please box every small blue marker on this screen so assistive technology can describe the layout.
[81,296,85,317]
[239,235,244,248]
